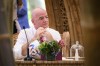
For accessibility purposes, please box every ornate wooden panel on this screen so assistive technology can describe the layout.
[63,0,83,45]
[45,0,83,44]
[45,0,69,34]
[45,0,83,58]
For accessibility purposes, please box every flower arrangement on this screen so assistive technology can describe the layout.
[38,36,64,60]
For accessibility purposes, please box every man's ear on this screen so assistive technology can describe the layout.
[31,19,35,25]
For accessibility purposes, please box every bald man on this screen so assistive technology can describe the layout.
[13,8,61,60]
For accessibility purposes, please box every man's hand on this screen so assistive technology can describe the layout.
[43,31,53,41]
[34,27,46,40]
[34,27,54,41]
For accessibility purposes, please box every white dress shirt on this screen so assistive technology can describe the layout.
[13,27,61,60]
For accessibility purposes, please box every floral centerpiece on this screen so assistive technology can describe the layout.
[38,36,64,61]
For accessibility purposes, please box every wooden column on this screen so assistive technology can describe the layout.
[45,0,69,34]
[80,0,100,66]
[63,0,83,45]
[45,0,56,29]
[0,0,15,66]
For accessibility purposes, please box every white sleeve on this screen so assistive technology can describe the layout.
[52,31,61,42]
[47,28,61,42]
[29,40,40,48]
[13,30,26,60]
